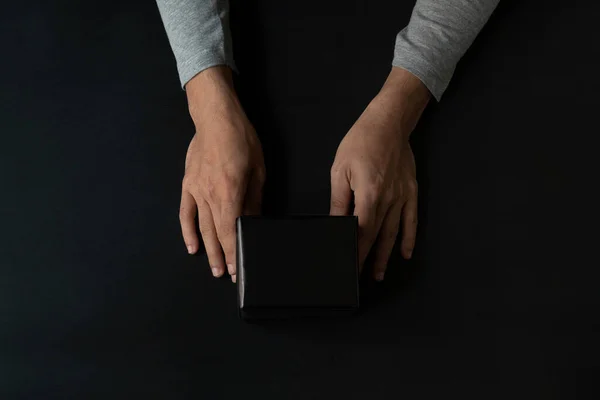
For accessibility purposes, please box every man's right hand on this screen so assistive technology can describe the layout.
[180,66,265,283]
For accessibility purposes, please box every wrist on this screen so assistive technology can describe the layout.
[375,67,431,138]
[185,66,241,123]
[381,67,431,105]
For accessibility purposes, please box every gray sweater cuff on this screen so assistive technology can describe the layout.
[156,0,235,89]
[392,34,450,102]
[392,0,500,102]
[177,49,236,89]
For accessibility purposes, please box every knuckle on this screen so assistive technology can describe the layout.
[201,177,217,200]
[396,183,404,200]
[181,175,194,191]
[359,190,379,208]
[362,175,386,200]
[219,187,236,204]
[330,163,346,179]
[382,187,395,204]
[223,170,243,186]
[364,186,380,202]
[219,175,243,201]
[198,170,245,202]
[179,207,191,221]
[372,171,386,191]
[407,180,418,196]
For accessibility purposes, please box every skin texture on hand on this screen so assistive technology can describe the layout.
[330,67,430,281]
[179,66,265,283]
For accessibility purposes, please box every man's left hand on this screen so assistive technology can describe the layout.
[330,67,430,281]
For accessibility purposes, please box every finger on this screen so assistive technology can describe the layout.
[371,201,403,281]
[179,191,200,254]
[330,167,352,216]
[214,192,245,280]
[400,186,418,259]
[197,198,226,278]
[353,191,386,270]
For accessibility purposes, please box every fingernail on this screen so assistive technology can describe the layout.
[187,245,193,254]
[211,267,221,277]
[408,249,413,259]
[375,272,385,282]
[227,264,235,275]
[231,274,237,283]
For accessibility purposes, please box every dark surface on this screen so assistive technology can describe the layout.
[237,216,358,319]
[1,0,600,398]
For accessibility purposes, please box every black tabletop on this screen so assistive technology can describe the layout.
[2,0,599,398]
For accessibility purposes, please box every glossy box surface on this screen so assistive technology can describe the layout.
[236,216,359,319]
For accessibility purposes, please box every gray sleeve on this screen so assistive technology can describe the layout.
[156,0,235,88]
[393,0,500,101]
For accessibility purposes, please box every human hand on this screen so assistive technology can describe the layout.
[179,66,265,283]
[329,67,430,281]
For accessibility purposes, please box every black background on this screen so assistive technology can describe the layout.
[1,0,599,398]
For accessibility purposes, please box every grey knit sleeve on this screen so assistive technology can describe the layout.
[156,0,235,88]
[393,0,500,101]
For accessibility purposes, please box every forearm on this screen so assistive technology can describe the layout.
[156,0,235,88]
[393,0,500,101]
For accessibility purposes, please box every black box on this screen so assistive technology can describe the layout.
[236,216,359,319]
